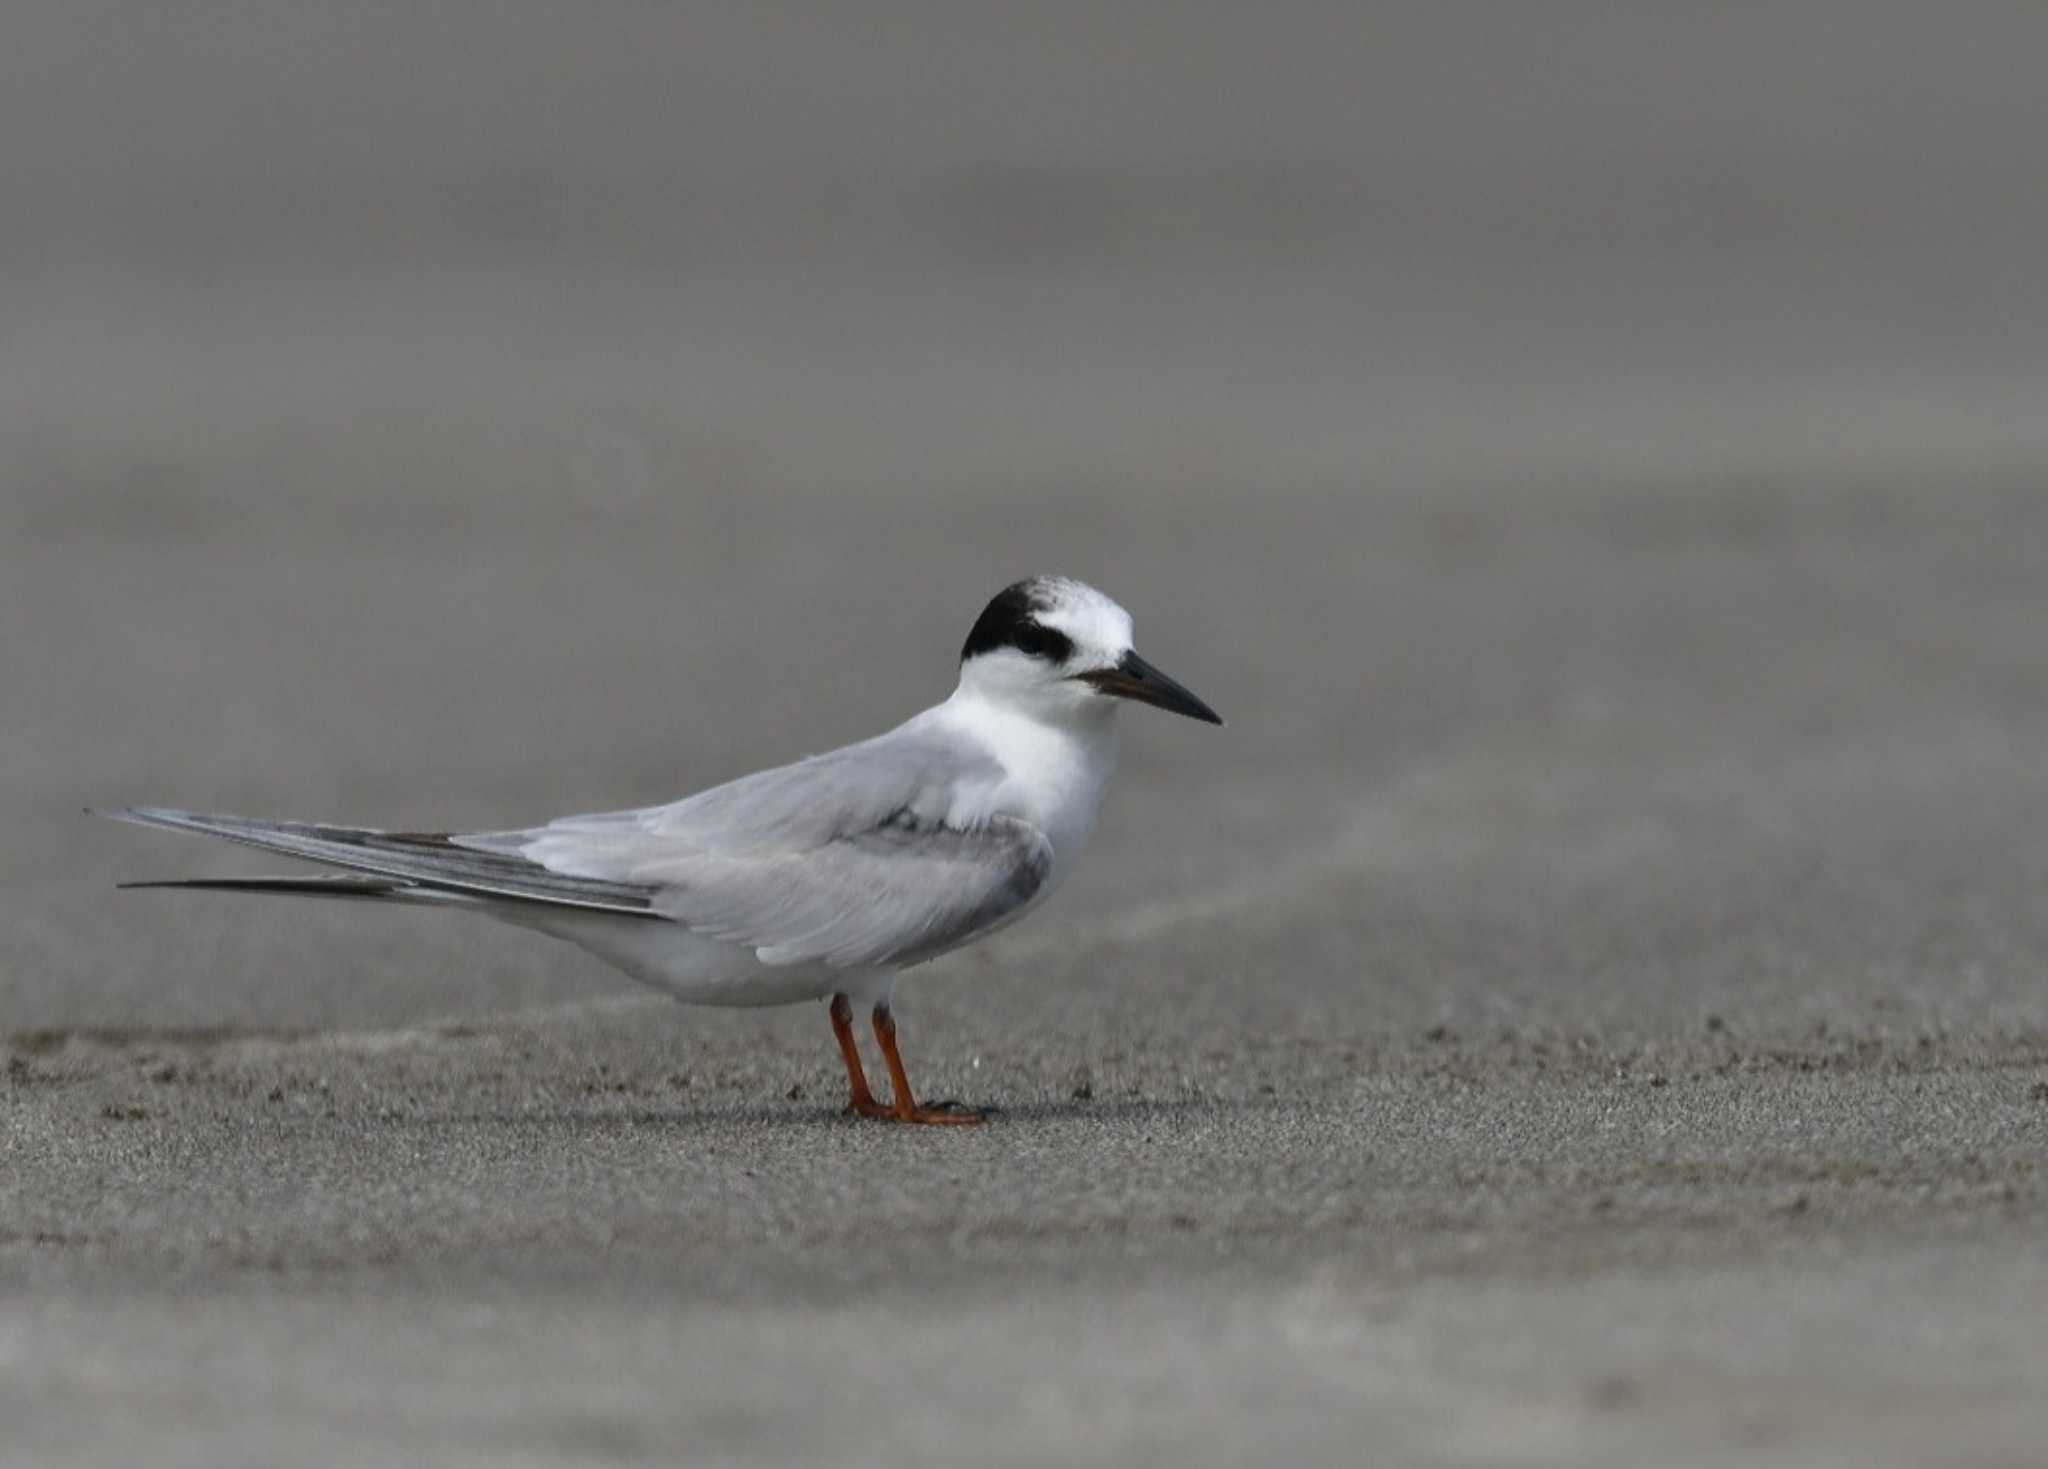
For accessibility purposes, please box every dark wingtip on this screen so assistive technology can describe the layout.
[114,876,414,900]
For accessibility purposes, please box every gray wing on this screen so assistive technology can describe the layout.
[105,808,658,914]
[470,723,1004,855]
[457,723,1052,968]
[647,816,1051,967]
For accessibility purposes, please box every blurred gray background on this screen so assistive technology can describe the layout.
[6,5,2048,1466]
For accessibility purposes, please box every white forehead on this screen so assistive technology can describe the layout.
[1030,577,1134,652]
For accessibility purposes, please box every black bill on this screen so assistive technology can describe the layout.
[1075,650,1223,725]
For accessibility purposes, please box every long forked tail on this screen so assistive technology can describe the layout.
[96,806,659,916]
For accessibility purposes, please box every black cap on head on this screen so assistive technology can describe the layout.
[959,580,1076,664]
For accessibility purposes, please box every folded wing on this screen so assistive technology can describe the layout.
[645,817,1049,967]
[457,725,1049,968]
[115,724,1053,973]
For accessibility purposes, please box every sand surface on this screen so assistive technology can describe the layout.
[8,5,2048,1463]
[11,480,2047,1466]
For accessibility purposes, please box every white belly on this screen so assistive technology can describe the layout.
[486,905,884,1008]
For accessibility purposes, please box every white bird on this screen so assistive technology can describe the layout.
[103,577,1221,1124]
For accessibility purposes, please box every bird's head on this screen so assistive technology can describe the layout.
[954,576,1222,728]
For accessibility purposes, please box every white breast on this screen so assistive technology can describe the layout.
[932,694,1120,892]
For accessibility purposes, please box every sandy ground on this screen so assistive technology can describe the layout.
[9,5,2048,1463]
[9,480,2048,1466]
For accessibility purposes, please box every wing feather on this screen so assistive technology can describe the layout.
[109,722,1049,969]
[645,818,1051,968]
[106,808,657,914]
[457,724,1046,967]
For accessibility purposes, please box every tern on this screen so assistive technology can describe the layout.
[102,577,1220,1124]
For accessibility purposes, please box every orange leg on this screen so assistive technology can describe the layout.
[871,1001,984,1125]
[829,993,893,1119]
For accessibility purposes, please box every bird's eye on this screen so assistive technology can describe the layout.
[1012,625,1049,657]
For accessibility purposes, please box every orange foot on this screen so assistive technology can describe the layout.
[827,993,986,1125]
[842,1095,985,1125]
